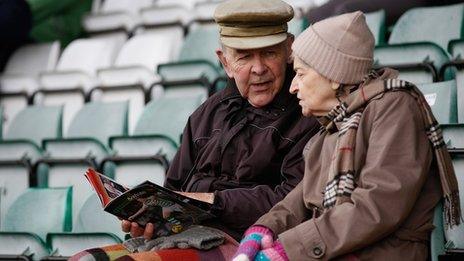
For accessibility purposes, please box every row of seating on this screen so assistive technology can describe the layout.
[0,189,124,260]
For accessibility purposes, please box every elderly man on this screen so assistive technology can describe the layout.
[123,0,320,242]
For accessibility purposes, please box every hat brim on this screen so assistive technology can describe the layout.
[220,33,287,50]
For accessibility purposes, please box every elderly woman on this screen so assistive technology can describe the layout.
[233,11,461,261]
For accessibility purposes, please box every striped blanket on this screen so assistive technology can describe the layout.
[69,233,238,261]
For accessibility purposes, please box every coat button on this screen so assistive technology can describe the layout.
[313,247,323,256]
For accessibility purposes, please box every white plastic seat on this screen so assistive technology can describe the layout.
[0,41,60,133]
[94,33,176,133]
[83,0,154,33]
[37,38,120,134]
[38,102,128,225]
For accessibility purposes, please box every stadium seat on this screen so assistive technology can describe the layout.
[37,102,128,224]
[82,0,154,34]
[46,194,124,259]
[288,17,306,36]
[35,38,121,134]
[440,40,464,123]
[0,187,72,260]
[93,32,177,133]
[157,23,221,93]
[374,3,464,84]
[0,105,62,227]
[388,3,464,51]
[416,80,457,124]
[0,41,60,134]
[193,0,222,22]
[365,9,386,45]
[374,43,451,84]
[104,91,204,187]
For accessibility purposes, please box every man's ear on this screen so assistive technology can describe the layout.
[216,49,234,78]
[285,35,295,64]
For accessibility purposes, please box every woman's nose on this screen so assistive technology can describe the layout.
[289,78,298,94]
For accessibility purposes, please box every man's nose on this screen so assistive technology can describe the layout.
[251,57,267,75]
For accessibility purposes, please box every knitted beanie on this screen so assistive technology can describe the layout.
[292,11,374,84]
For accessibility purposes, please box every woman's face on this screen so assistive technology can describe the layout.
[290,57,339,117]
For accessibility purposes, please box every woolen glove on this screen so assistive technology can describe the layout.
[232,225,274,261]
[124,225,225,252]
[255,240,289,261]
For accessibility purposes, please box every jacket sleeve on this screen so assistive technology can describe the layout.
[211,123,319,233]
[277,93,434,260]
[164,116,197,191]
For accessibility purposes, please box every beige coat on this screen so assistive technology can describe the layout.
[255,89,442,260]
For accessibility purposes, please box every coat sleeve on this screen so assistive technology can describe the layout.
[277,93,434,260]
[211,123,320,233]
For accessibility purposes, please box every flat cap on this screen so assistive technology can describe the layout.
[214,0,294,50]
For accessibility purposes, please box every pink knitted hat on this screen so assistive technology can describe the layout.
[292,11,374,84]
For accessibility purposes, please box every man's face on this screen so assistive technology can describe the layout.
[216,39,292,107]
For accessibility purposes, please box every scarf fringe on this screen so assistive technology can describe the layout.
[444,191,462,228]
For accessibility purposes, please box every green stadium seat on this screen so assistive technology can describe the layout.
[105,93,204,187]
[288,17,306,36]
[417,80,457,124]
[374,43,451,84]
[388,3,464,51]
[0,105,62,228]
[0,187,72,260]
[441,40,464,123]
[157,23,222,93]
[365,9,386,45]
[38,102,128,225]
[46,194,124,259]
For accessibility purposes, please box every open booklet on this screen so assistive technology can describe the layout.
[84,168,215,237]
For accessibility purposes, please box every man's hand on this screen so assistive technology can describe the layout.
[121,220,155,240]
[176,192,215,204]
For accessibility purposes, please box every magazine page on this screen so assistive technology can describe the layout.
[84,168,129,207]
[104,181,215,237]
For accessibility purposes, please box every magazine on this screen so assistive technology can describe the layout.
[84,168,214,237]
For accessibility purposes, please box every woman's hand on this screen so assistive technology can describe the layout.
[121,220,155,240]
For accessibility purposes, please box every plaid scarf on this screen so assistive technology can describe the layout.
[319,69,461,227]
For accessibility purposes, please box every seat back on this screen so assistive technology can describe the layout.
[2,187,72,241]
[417,80,458,124]
[55,38,119,77]
[365,9,386,45]
[134,94,203,145]
[67,101,128,145]
[4,105,62,145]
[178,23,220,65]
[374,43,450,84]
[99,0,153,14]
[2,41,60,78]
[449,40,464,123]
[388,3,464,50]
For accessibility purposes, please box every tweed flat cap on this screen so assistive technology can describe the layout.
[214,0,294,49]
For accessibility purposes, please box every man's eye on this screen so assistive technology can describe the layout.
[265,51,277,57]
[238,54,250,60]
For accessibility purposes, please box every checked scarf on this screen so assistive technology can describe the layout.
[319,69,461,227]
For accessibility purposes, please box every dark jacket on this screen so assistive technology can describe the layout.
[165,67,320,239]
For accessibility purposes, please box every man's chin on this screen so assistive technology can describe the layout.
[248,96,273,108]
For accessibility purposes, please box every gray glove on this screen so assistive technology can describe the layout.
[135,225,225,251]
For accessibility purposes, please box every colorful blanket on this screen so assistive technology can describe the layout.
[69,232,238,261]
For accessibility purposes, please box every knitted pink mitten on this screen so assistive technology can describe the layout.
[255,240,289,261]
[232,225,274,261]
